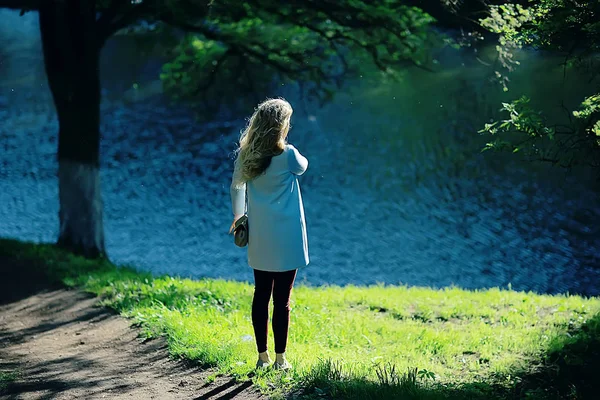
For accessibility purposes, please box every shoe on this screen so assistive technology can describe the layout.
[273,360,292,371]
[256,359,271,369]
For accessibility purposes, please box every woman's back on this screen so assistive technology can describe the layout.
[245,144,309,272]
[247,144,308,216]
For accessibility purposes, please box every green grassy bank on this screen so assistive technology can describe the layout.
[1,239,599,399]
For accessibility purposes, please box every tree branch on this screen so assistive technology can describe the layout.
[243,1,368,77]
[193,49,233,95]
[160,18,310,76]
[96,0,124,28]
[97,1,152,47]
[243,0,435,73]
[0,0,39,10]
[291,0,406,41]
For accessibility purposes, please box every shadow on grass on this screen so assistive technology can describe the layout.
[294,317,600,400]
[511,312,600,400]
[0,255,62,305]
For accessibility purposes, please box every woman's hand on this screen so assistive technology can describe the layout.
[229,214,244,234]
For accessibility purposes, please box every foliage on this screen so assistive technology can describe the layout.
[2,0,444,119]
[3,238,600,399]
[480,3,531,81]
[480,95,600,169]
[479,0,600,173]
[158,0,438,114]
[2,0,439,100]
[481,0,600,68]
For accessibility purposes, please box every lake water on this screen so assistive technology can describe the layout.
[1,11,599,295]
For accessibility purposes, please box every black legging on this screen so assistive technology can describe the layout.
[252,269,298,354]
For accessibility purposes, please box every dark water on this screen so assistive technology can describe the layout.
[1,11,599,295]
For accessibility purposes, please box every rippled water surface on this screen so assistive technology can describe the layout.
[1,11,599,295]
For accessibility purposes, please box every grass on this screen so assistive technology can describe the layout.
[2,238,599,399]
[0,371,19,391]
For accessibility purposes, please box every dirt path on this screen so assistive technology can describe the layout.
[0,264,263,400]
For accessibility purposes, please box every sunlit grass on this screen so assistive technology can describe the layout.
[2,238,599,399]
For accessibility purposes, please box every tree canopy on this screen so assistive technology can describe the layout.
[2,0,597,172]
[158,1,438,112]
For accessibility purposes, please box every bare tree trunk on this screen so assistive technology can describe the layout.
[40,0,105,258]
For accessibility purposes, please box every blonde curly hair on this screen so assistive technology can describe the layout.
[233,98,293,187]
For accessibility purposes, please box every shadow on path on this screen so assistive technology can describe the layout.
[0,258,262,400]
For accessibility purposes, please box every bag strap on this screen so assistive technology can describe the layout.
[245,185,248,214]
[234,214,248,229]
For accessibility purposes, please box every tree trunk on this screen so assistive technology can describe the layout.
[39,0,105,258]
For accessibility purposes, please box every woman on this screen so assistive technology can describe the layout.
[229,98,309,370]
